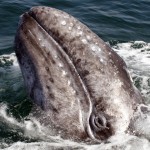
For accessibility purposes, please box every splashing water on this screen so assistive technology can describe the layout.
[112,41,150,104]
[0,41,150,149]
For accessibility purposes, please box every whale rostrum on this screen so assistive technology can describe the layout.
[14,6,143,142]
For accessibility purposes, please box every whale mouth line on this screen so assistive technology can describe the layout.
[18,11,98,141]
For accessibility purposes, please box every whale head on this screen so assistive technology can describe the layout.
[14,6,143,142]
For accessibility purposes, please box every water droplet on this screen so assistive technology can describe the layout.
[61,20,66,26]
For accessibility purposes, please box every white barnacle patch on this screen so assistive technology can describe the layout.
[77,26,81,30]
[71,88,76,95]
[81,39,88,44]
[67,80,71,86]
[63,15,69,19]
[68,26,72,31]
[55,13,59,17]
[100,58,104,63]
[70,22,73,27]
[62,70,67,76]
[58,63,63,68]
[77,31,83,36]
[86,35,91,41]
[72,89,76,95]
[61,20,67,26]
[115,79,123,88]
[91,45,96,52]
[41,44,45,48]
[91,44,102,52]
[54,55,58,59]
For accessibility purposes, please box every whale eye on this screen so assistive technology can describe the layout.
[90,113,109,132]
[95,116,105,128]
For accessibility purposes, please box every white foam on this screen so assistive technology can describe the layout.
[3,134,150,150]
[0,104,22,127]
[0,104,56,145]
[130,104,150,140]
[3,141,87,150]
[112,41,150,76]
[0,53,19,67]
[112,41,150,102]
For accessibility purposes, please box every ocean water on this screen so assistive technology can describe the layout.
[0,0,150,149]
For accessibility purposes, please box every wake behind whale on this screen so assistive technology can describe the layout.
[14,6,144,143]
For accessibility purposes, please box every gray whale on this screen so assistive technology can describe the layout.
[14,6,143,142]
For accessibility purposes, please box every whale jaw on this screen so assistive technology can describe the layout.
[14,6,143,142]
[15,11,96,141]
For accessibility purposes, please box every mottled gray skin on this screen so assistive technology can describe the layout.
[14,6,143,142]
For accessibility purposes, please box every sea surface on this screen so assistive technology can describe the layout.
[0,0,150,149]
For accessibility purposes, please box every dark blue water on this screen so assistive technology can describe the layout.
[0,0,149,54]
[0,0,150,149]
